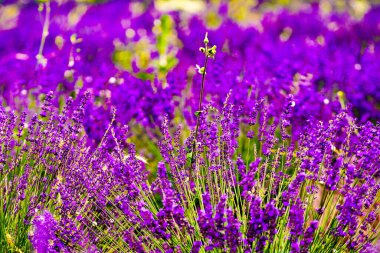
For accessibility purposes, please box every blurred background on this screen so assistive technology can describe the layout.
[0,0,380,150]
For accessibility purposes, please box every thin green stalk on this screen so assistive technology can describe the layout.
[188,32,217,183]
[189,54,209,180]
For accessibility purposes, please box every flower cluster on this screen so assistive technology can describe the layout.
[0,92,95,252]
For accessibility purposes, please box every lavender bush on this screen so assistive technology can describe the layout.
[1,1,380,141]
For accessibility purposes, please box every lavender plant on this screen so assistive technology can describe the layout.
[26,35,380,253]
[0,91,93,252]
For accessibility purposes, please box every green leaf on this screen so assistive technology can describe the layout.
[157,15,172,55]
[186,152,193,163]
[136,72,154,81]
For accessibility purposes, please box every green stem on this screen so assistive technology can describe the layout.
[189,52,209,180]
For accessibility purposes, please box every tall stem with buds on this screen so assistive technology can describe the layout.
[189,33,217,180]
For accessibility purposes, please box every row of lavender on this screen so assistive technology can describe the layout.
[1,1,380,140]
[1,0,380,252]
[2,90,380,252]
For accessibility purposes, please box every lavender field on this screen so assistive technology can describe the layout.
[1,0,380,252]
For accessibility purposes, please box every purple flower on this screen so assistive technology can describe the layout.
[30,210,66,253]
